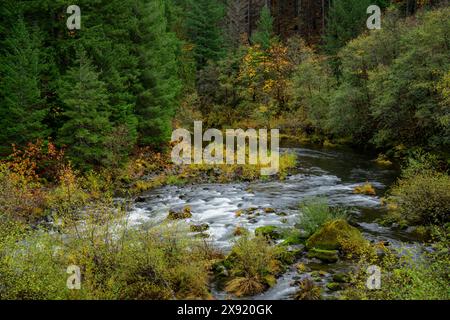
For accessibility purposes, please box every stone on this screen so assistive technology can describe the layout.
[306,219,367,253]
[307,248,339,263]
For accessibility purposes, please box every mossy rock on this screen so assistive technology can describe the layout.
[326,282,342,291]
[354,183,376,196]
[307,248,339,263]
[167,206,193,220]
[233,226,249,236]
[276,246,303,265]
[255,226,282,240]
[332,272,350,283]
[281,234,305,246]
[190,223,209,232]
[264,207,276,213]
[306,219,367,253]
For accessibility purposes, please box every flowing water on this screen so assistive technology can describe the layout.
[127,144,417,299]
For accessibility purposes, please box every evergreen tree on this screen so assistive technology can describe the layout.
[57,50,113,170]
[0,18,48,154]
[134,0,182,147]
[184,0,225,69]
[251,5,275,50]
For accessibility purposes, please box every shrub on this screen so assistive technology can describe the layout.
[389,171,450,226]
[342,230,450,300]
[386,151,450,226]
[298,197,348,236]
[0,205,216,300]
[223,235,280,297]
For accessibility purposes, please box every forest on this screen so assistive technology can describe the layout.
[0,0,449,301]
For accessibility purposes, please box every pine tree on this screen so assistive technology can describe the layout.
[57,50,113,170]
[251,5,275,49]
[134,0,182,147]
[0,18,48,154]
[184,0,225,69]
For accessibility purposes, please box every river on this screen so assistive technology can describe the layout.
[126,144,418,299]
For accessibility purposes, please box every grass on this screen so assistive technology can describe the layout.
[298,197,348,236]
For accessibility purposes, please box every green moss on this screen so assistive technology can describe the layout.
[280,233,305,246]
[190,224,209,232]
[332,272,350,283]
[326,282,342,291]
[167,206,192,220]
[307,248,339,263]
[255,226,282,240]
[306,219,367,254]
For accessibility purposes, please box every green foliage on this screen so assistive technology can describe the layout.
[184,0,225,69]
[57,50,113,170]
[0,18,48,154]
[342,230,450,300]
[134,0,182,147]
[251,5,275,50]
[324,0,377,56]
[0,205,214,300]
[223,235,280,297]
[298,197,348,236]
[390,152,450,225]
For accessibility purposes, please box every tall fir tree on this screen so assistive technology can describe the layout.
[133,0,182,147]
[251,5,276,50]
[57,50,113,170]
[0,18,48,154]
[184,0,225,69]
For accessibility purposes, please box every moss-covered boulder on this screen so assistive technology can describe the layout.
[326,282,342,291]
[332,272,350,283]
[354,183,376,195]
[190,223,209,232]
[306,219,367,254]
[167,206,192,220]
[255,226,282,240]
[307,248,339,263]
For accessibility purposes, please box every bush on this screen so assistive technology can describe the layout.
[342,229,450,300]
[386,151,450,226]
[223,235,280,297]
[0,205,216,300]
[298,197,348,236]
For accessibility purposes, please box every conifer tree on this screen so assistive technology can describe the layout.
[57,50,113,170]
[251,5,275,50]
[134,0,182,147]
[0,18,48,154]
[184,0,225,69]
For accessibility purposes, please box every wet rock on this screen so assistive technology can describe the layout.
[167,205,192,220]
[307,248,339,263]
[264,207,276,213]
[135,196,146,203]
[326,282,342,291]
[332,272,350,283]
[233,226,249,236]
[353,183,376,196]
[276,212,288,216]
[255,226,282,240]
[190,223,209,232]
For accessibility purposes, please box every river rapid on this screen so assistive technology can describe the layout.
[126,144,418,299]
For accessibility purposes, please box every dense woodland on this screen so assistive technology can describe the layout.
[0,0,449,301]
[0,0,449,169]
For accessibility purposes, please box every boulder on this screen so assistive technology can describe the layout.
[306,219,367,254]
[332,272,350,283]
[307,248,339,263]
[190,223,209,232]
[167,205,193,220]
[255,226,282,240]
